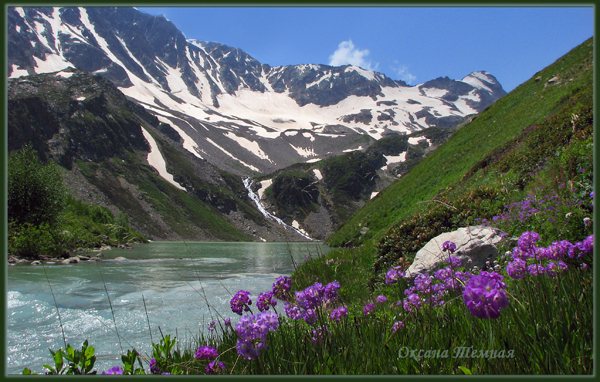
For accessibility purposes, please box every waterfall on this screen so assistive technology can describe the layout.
[243,178,313,241]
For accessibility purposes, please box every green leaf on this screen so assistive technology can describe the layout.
[42,364,57,375]
[458,366,472,375]
[84,345,95,360]
[54,350,64,372]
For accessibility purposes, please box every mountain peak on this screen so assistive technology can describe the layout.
[7,5,508,175]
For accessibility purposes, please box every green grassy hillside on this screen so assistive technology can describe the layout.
[327,37,594,248]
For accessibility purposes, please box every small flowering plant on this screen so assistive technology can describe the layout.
[235,310,280,360]
[230,290,252,315]
[283,280,344,326]
[506,230,593,279]
[462,271,508,319]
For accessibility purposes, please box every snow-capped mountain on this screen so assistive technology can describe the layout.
[7,6,507,176]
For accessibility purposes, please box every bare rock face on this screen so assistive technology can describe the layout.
[405,225,505,278]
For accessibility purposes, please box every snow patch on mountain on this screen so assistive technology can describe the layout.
[141,127,186,191]
[154,115,204,159]
[289,143,317,158]
[206,137,260,172]
[313,169,323,180]
[461,71,496,93]
[224,132,273,163]
[383,152,407,168]
[258,179,272,199]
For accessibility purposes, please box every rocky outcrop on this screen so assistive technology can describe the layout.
[405,225,505,278]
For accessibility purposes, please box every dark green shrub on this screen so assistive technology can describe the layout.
[8,222,69,258]
[8,145,68,226]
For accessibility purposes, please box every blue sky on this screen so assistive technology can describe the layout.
[138,6,594,92]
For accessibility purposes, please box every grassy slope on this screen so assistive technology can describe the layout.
[75,142,254,242]
[327,37,594,248]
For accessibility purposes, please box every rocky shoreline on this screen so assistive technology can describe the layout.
[7,242,135,266]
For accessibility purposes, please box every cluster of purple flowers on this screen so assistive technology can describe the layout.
[149,358,161,374]
[283,281,342,326]
[235,310,279,360]
[392,248,473,314]
[442,240,457,253]
[311,325,330,345]
[206,361,226,375]
[385,266,405,285]
[330,306,348,322]
[256,291,277,312]
[506,231,593,278]
[102,366,124,375]
[479,187,593,230]
[207,320,216,331]
[392,321,405,332]
[195,346,218,360]
[230,290,252,315]
[462,271,508,319]
[272,276,293,300]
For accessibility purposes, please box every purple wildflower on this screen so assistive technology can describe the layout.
[330,306,348,322]
[272,276,293,300]
[311,325,330,345]
[402,293,422,313]
[102,366,124,375]
[414,274,433,293]
[195,346,218,360]
[435,267,452,281]
[575,234,594,256]
[506,258,528,279]
[518,231,540,256]
[206,361,226,375]
[557,260,568,272]
[376,295,387,303]
[527,263,545,276]
[295,282,324,310]
[304,308,318,326]
[324,281,341,301]
[257,291,277,312]
[462,271,508,319]
[234,311,280,359]
[545,262,558,277]
[236,339,260,360]
[385,266,405,285]
[447,255,462,268]
[363,303,375,316]
[442,241,457,253]
[283,301,305,320]
[224,318,231,327]
[392,321,405,332]
[230,290,252,315]
[149,358,161,375]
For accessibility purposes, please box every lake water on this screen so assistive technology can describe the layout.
[6,241,330,375]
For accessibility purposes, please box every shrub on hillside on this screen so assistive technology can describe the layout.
[8,145,68,227]
[373,187,508,286]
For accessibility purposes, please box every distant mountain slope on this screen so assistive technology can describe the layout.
[7,68,310,242]
[327,37,594,248]
[7,6,506,175]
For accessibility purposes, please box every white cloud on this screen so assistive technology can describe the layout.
[392,62,417,84]
[328,40,376,71]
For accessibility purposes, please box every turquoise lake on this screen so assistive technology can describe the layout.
[7,241,330,374]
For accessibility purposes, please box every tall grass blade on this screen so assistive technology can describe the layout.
[95,262,123,353]
[42,264,67,348]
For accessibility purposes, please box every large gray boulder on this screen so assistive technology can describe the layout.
[405,225,505,278]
